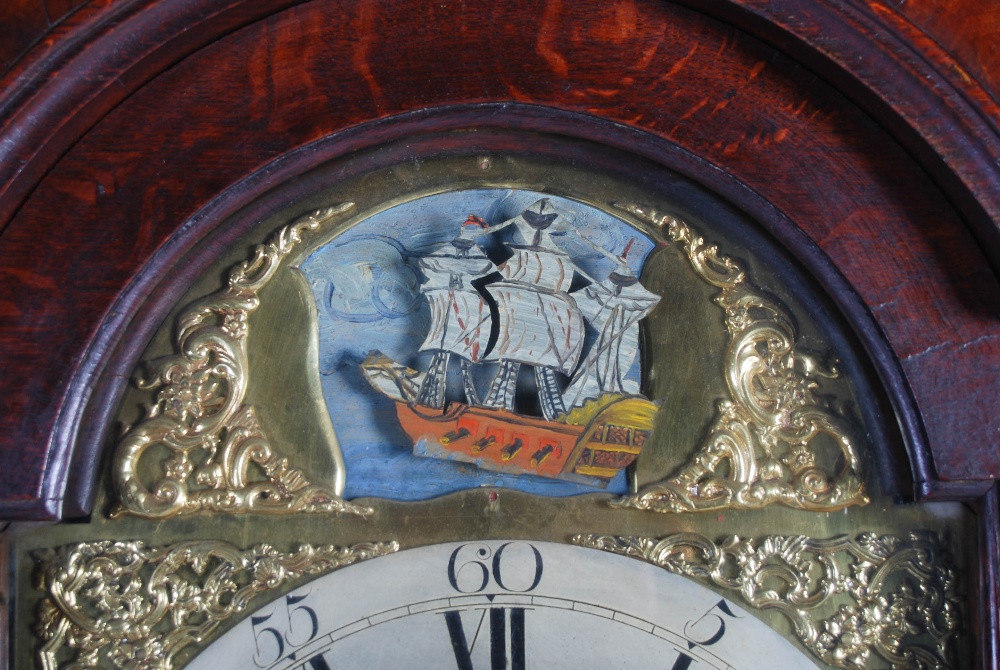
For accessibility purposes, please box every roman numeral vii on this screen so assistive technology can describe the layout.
[444,608,525,670]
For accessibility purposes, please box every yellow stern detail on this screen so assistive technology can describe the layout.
[566,396,659,478]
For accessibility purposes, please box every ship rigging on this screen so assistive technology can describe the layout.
[361,198,661,485]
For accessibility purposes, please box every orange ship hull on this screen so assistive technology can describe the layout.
[394,400,645,485]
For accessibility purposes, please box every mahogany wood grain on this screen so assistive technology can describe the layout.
[0,2,1000,520]
[0,525,7,670]
[0,0,89,75]
[680,0,1000,273]
[0,0,997,662]
[0,1,996,525]
[45,0,89,23]
[878,0,1000,107]
[0,0,50,75]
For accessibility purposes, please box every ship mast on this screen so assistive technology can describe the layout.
[415,215,495,409]
[415,200,659,420]
[561,247,660,409]
[480,199,587,421]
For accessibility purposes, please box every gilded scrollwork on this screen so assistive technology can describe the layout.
[33,539,399,670]
[112,204,368,519]
[613,204,868,512]
[574,532,960,669]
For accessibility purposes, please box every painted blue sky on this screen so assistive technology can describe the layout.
[300,189,656,500]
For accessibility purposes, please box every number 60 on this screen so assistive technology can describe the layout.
[447,542,543,594]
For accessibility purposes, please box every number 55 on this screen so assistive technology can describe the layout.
[251,592,320,667]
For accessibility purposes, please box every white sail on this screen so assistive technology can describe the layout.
[484,242,585,374]
[562,280,660,408]
[420,289,491,362]
[487,283,585,374]
[473,198,660,418]
[498,246,574,292]
[418,249,495,362]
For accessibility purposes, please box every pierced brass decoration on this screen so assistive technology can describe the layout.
[33,539,398,670]
[613,204,868,512]
[111,204,369,519]
[574,532,960,669]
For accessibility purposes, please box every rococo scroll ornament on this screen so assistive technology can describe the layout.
[612,204,869,512]
[112,204,367,519]
[574,532,960,670]
[33,539,399,670]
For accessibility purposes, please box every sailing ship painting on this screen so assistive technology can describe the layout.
[302,190,661,499]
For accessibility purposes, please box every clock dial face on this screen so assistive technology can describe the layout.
[186,541,818,670]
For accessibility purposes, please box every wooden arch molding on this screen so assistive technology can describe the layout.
[0,0,997,535]
[2,1,999,666]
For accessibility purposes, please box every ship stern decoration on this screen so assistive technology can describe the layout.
[361,199,661,487]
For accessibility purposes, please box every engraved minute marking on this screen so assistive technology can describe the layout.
[268,595,733,670]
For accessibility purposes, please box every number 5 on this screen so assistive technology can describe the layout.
[285,592,319,647]
[250,592,320,667]
[251,611,285,667]
[683,599,741,647]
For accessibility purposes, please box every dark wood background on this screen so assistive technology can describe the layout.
[0,0,997,665]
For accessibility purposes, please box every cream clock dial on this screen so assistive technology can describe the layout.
[186,541,818,670]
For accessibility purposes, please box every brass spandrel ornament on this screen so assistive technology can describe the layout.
[111,203,369,519]
[33,539,397,669]
[574,532,960,669]
[612,204,868,512]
